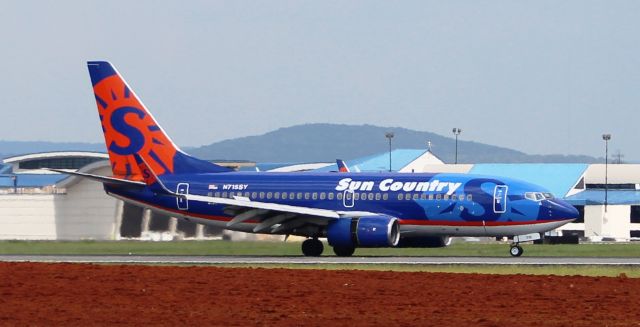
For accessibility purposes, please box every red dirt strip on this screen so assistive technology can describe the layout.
[0,263,639,326]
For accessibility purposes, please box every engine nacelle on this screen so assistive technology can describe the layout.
[327,215,400,248]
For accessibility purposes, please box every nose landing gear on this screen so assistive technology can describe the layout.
[509,244,524,257]
[508,232,540,257]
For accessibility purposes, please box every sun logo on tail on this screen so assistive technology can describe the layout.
[93,75,177,179]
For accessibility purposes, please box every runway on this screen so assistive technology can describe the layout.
[1,255,640,266]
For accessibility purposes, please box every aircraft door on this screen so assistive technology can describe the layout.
[343,190,354,208]
[176,183,189,210]
[493,185,508,213]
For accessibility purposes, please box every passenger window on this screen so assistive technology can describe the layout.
[290,192,295,199]
[436,194,442,200]
[329,193,335,200]
[304,193,310,200]
[383,193,389,200]
[421,194,427,200]
[215,192,220,197]
[354,193,360,200]
[222,192,228,198]
[297,193,302,200]
[459,195,465,201]
[375,193,381,201]
[444,194,449,200]
[398,193,404,200]
[429,194,434,200]
[259,192,265,199]
[312,193,318,200]
[368,193,374,201]
[251,192,256,198]
[337,193,343,200]
[412,194,419,200]
[282,192,288,199]
[207,192,213,197]
[320,192,326,200]
[467,194,472,201]
[274,192,280,199]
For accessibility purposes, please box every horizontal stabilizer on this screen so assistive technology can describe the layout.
[47,169,146,187]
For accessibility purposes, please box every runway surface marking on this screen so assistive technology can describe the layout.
[1,255,640,265]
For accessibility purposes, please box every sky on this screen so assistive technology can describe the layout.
[1,1,639,160]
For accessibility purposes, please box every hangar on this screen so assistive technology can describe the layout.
[0,149,638,241]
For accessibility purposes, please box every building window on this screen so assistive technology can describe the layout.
[630,206,640,223]
[19,157,104,170]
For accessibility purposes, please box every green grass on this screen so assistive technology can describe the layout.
[1,240,640,257]
[214,263,640,278]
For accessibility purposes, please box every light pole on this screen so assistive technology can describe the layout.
[452,128,462,164]
[385,132,394,172]
[602,134,611,212]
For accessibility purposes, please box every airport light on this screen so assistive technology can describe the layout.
[602,134,611,212]
[385,132,394,172]
[452,128,462,164]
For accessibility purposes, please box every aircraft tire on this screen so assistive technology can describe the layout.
[333,246,355,257]
[509,245,524,257]
[302,239,324,256]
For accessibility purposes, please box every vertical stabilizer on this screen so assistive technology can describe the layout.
[87,61,232,178]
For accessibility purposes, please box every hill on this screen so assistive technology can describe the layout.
[189,123,598,163]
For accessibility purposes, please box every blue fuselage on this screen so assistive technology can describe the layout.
[107,171,579,238]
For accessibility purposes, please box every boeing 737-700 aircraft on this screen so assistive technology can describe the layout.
[54,61,579,257]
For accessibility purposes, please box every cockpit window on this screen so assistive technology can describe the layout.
[525,192,551,201]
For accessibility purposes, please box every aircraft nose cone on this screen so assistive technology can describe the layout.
[556,200,579,220]
[544,199,579,221]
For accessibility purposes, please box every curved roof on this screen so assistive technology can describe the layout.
[3,151,108,164]
[469,164,588,197]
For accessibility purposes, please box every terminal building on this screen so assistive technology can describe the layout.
[1,150,638,241]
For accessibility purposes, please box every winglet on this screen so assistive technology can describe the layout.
[336,159,350,173]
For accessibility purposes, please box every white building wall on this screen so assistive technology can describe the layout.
[584,205,630,240]
[53,167,118,240]
[0,195,57,240]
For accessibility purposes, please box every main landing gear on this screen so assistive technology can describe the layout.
[301,238,324,256]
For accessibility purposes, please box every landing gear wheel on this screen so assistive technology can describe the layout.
[302,238,324,256]
[509,245,524,257]
[333,246,355,257]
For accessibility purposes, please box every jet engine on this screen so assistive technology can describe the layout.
[326,215,400,248]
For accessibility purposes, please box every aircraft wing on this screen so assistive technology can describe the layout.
[184,193,376,234]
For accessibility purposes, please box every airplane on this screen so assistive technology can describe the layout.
[336,159,350,172]
[55,61,579,257]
